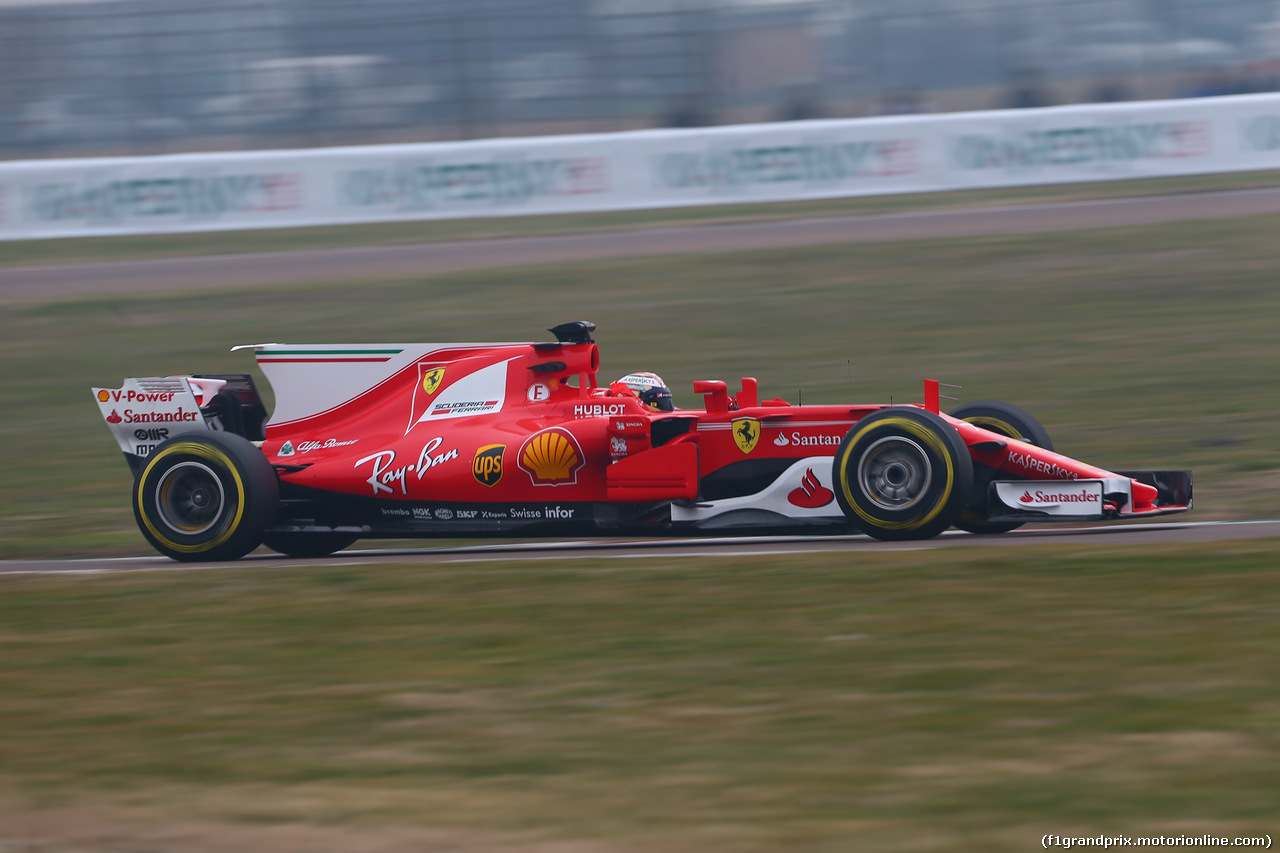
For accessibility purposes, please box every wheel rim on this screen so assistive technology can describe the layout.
[857,436,933,511]
[154,461,227,535]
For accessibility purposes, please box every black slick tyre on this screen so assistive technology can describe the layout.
[832,408,973,541]
[949,401,1053,535]
[262,532,359,558]
[949,400,1052,452]
[132,432,278,562]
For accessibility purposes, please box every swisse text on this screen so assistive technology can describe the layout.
[509,506,575,520]
[356,437,458,496]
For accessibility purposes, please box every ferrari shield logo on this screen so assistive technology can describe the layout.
[421,367,446,396]
[732,418,761,455]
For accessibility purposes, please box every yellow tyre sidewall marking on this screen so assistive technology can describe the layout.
[838,416,956,532]
[961,415,1022,528]
[963,416,1022,440]
[137,442,247,554]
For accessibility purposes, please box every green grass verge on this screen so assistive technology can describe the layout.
[4,169,1280,267]
[2,207,1277,558]
[1,543,1277,850]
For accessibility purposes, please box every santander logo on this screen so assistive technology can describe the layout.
[996,480,1102,515]
[788,468,834,508]
[1022,489,1097,505]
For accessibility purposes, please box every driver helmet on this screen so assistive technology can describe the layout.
[615,371,674,412]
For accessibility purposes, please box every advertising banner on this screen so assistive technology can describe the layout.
[3,93,1280,240]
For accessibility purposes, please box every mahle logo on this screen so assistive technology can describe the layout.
[473,444,505,487]
[733,418,760,455]
[421,367,447,396]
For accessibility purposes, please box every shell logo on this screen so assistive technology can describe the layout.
[518,428,585,486]
[97,390,111,402]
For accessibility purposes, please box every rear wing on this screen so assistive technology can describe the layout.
[92,374,267,473]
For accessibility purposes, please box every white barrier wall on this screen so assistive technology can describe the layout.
[4,94,1280,241]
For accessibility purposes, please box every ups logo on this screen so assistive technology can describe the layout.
[473,444,505,487]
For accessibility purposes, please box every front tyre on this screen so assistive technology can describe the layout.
[133,432,278,562]
[949,400,1052,452]
[833,408,973,541]
[949,401,1053,535]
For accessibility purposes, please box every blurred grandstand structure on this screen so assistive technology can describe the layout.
[2,0,1279,159]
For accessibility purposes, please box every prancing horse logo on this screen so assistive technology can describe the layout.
[733,417,760,454]
[421,367,446,396]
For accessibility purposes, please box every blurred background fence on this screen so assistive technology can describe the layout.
[3,0,1280,160]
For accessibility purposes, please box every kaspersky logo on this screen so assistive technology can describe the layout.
[733,418,760,454]
[519,428,584,486]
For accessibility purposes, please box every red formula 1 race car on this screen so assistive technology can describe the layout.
[93,321,1192,561]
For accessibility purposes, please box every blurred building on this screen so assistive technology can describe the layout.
[1,0,1279,159]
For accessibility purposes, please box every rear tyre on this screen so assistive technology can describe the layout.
[832,408,973,541]
[949,400,1052,534]
[262,532,359,558]
[133,432,278,562]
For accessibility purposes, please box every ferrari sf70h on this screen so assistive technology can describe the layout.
[93,322,1192,561]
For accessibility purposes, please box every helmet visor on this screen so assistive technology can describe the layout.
[640,386,674,412]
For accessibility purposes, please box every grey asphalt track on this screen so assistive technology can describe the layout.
[3,521,1278,575]
[5,186,1280,301]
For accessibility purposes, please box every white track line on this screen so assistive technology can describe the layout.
[2,521,1277,576]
